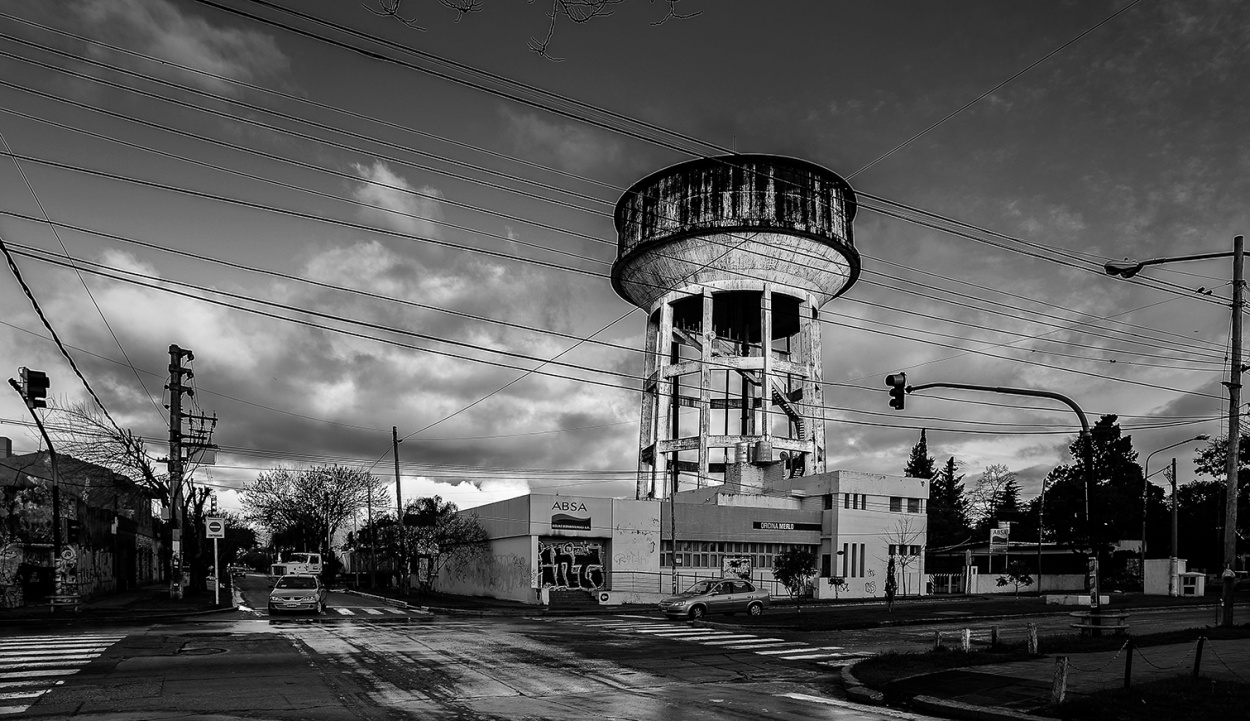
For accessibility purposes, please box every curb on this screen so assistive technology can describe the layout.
[839,658,885,705]
[911,695,1060,721]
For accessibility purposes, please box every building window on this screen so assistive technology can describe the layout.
[888,544,897,556]
[821,554,831,577]
[843,493,851,509]
[841,542,849,576]
[910,545,922,556]
[823,493,833,510]
[890,496,902,512]
[907,498,921,514]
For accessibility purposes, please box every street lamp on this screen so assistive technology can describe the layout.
[1142,434,1209,591]
[1105,235,1243,626]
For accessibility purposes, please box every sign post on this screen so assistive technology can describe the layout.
[205,517,225,606]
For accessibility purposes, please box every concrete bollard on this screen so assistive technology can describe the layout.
[1027,623,1039,655]
[1051,656,1069,704]
[933,630,943,651]
[961,628,971,652]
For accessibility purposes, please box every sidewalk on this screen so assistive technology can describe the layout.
[0,582,239,626]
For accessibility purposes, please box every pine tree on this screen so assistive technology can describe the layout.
[904,429,937,480]
[928,456,971,547]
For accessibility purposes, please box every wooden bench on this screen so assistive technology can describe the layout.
[1068,610,1128,634]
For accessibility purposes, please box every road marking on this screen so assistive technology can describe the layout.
[753,646,843,655]
[0,635,120,715]
[718,641,802,650]
[362,608,383,615]
[334,608,356,615]
[634,628,727,636]
[0,647,111,656]
[700,636,780,645]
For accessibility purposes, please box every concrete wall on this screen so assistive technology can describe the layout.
[436,534,536,603]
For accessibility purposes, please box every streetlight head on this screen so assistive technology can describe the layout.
[1104,259,1144,278]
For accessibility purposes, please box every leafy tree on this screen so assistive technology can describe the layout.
[1040,415,1144,563]
[995,560,1035,598]
[772,547,817,610]
[402,495,490,594]
[903,429,937,480]
[928,456,971,547]
[1174,479,1235,572]
[884,554,897,612]
[1191,436,1250,564]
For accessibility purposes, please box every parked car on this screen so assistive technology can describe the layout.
[659,579,770,620]
[267,574,328,615]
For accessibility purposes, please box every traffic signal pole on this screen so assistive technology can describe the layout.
[897,381,1102,619]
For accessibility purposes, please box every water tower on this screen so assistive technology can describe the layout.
[613,154,859,500]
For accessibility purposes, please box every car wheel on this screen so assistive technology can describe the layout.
[688,605,706,621]
[747,602,763,617]
[315,601,324,615]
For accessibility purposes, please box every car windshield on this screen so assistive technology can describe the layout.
[681,580,717,596]
[276,577,318,589]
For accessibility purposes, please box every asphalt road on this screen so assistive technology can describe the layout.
[4,580,1227,719]
[2,613,943,720]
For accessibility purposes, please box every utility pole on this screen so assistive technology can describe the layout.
[1221,234,1243,626]
[167,344,193,600]
[1169,458,1179,597]
[1104,235,1244,626]
[367,477,375,589]
[393,426,404,594]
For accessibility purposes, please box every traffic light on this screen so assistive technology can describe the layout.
[885,373,907,410]
[19,367,49,409]
[66,519,80,544]
[210,493,218,515]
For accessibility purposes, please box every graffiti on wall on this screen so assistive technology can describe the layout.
[539,540,604,590]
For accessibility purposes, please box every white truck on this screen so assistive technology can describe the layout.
[269,552,323,578]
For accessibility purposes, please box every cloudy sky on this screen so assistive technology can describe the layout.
[0,0,1246,514]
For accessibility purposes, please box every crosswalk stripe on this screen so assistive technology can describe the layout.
[0,647,110,657]
[672,634,737,641]
[701,636,780,644]
[0,680,59,690]
[0,670,80,680]
[718,641,801,650]
[362,608,383,615]
[0,637,121,644]
[635,629,723,636]
[334,608,355,615]
[0,654,100,665]
[755,646,845,655]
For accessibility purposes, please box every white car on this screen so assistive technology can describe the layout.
[267,574,328,615]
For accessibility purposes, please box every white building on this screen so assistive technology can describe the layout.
[438,460,928,605]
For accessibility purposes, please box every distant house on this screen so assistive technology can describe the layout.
[0,437,161,607]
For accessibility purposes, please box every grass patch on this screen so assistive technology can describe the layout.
[851,646,1036,688]
[851,625,1250,690]
[1041,676,1250,721]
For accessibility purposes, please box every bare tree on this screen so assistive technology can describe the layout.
[968,464,1020,532]
[47,402,168,505]
[364,0,702,60]
[880,517,925,595]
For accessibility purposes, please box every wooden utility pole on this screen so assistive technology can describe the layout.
[167,344,193,600]
[393,426,404,593]
[1220,235,1243,627]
